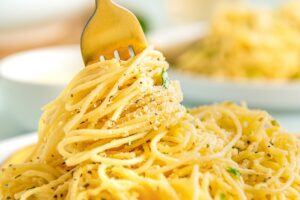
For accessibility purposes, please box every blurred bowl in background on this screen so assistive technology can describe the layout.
[0,45,83,131]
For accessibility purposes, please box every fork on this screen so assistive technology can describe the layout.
[81,0,148,65]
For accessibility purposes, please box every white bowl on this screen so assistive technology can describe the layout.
[0,45,83,131]
[148,23,300,111]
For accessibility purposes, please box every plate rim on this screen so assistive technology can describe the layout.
[0,132,37,162]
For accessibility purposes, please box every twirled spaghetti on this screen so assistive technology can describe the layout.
[1,47,300,200]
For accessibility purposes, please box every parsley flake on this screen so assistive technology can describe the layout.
[227,167,241,178]
[220,193,226,200]
[161,69,169,89]
[271,120,279,127]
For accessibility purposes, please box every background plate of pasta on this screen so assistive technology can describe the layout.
[149,2,300,110]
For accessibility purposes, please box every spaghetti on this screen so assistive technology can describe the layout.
[175,2,300,80]
[1,47,300,199]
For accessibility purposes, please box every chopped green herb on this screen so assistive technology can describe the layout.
[271,120,279,127]
[136,14,149,33]
[107,165,113,169]
[246,68,261,78]
[161,69,169,89]
[227,167,241,178]
[220,193,226,200]
[205,49,217,58]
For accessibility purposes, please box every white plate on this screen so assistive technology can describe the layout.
[0,132,37,163]
[149,23,300,111]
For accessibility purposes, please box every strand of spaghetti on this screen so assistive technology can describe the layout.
[35,104,64,152]
[85,48,152,125]
[115,115,157,128]
[42,61,116,111]
[91,154,145,166]
[114,166,179,200]
[21,170,56,182]
[150,131,178,163]
[82,77,143,121]
[58,124,151,156]
[159,174,180,200]
[110,104,125,121]
[68,120,150,136]
[248,157,297,193]
[109,77,145,101]
[19,187,52,200]
[65,79,114,111]
[54,181,69,199]
[191,165,200,200]
[97,165,130,200]
[157,108,242,172]
[84,89,141,123]
[69,67,125,95]
[40,124,66,160]
[17,172,71,200]
[135,156,155,174]
[66,168,82,200]
[192,107,242,160]
[221,167,247,200]
[64,82,110,132]
[64,132,147,166]
[199,172,211,199]
[4,163,60,176]
[181,121,196,148]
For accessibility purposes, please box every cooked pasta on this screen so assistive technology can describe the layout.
[175,2,300,80]
[1,47,300,200]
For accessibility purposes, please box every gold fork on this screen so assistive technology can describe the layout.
[81,0,148,65]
